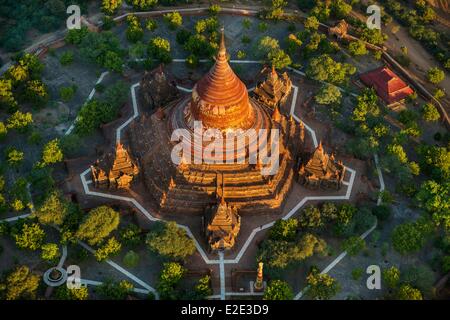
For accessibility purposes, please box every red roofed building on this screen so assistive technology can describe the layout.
[360,66,414,105]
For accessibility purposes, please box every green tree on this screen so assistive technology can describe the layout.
[6,111,33,133]
[157,262,185,300]
[146,19,158,31]
[126,15,144,43]
[59,51,74,66]
[194,275,212,299]
[421,103,440,121]
[102,0,122,15]
[387,144,408,164]
[263,280,293,300]
[269,218,298,241]
[41,243,60,262]
[163,12,182,30]
[382,266,400,289]
[426,67,445,84]
[391,220,432,255]
[0,122,7,140]
[299,205,323,229]
[41,139,64,166]
[416,180,449,229]
[94,237,122,261]
[33,191,68,225]
[397,284,423,300]
[15,223,45,251]
[148,37,172,64]
[342,236,366,256]
[208,4,221,16]
[315,84,341,105]
[126,0,157,10]
[306,54,356,85]
[0,266,40,300]
[5,148,24,167]
[146,221,196,260]
[304,16,319,31]
[306,271,340,300]
[119,223,141,247]
[75,206,120,246]
[59,85,77,102]
[348,40,368,56]
[417,145,449,181]
[268,49,291,69]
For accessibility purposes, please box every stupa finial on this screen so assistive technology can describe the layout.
[218,27,226,57]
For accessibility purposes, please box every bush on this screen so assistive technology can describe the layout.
[123,250,140,268]
[382,266,400,289]
[157,262,185,300]
[0,122,7,140]
[40,139,64,166]
[194,275,212,299]
[5,148,24,167]
[342,236,366,256]
[306,271,340,300]
[263,280,293,300]
[269,218,298,241]
[348,40,368,56]
[41,243,60,262]
[146,19,158,31]
[59,85,77,102]
[119,224,141,247]
[163,12,182,30]
[94,237,122,261]
[421,103,440,122]
[15,223,45,251]
[397,284,423,300]
[6,111,33,133]
[59,52,74,66]
[126,15,144,43]
[148,37,172,64]
[426,67,445,84]
[391,220,432,255]
[176,29,191,45]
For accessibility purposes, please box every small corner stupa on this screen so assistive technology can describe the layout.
[91,143,139,189]
[253,65,292,109]
[140,64,179,110]
[298,141,345,190]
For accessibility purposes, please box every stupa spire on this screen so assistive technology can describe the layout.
[218,27,226,58]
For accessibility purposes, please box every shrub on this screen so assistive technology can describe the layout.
[33,190,68,226]
[426,67,445,84]
[41,243,60,262]
[157,262,185,300]
[94,237,122,261]
[382,266,400,289]
[59,52,74,66]
[163,12,182,30]
[421,103,440,122]
[146,19,158,31]
[148,37,172,64]
[15,223,45,251]
[59,85,77,102]
[41,139,64,166]
[306,271,340,300]
[263,280,293,300]
[269,218,298,241]
[342,236,366,256]
[6,111,33,133]
[123,250,140,268]
[0,122,7,140]
[96,279,134,300]
[119,223,141,247]
[126,15,144,43]
[397,284,423,300]
[5,148,24,167]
